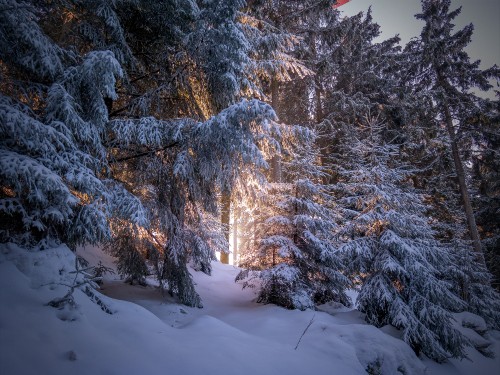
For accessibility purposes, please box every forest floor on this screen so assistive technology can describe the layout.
[1,243,499,375]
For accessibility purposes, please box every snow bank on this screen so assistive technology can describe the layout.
[0,243,498,375]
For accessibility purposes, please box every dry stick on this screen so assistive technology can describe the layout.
[294,314,315,350]
[110,141,179,163]
[109,65,188,118]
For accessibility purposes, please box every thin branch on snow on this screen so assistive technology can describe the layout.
[294,314,315,350]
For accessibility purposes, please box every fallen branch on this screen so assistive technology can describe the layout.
[294,313,315,350]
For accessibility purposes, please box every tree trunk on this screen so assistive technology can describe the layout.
[220,190,231,264]
[311,33,330,184]
[311,34,323,124]
[271,76,282,183]
[270,77,281,267]
[442,101,485,266]
[233,205,238,266]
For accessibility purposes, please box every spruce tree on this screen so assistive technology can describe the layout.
[402,0,500,327]
[334,113,469,361]
[1,0,286,308]
[237,125,350,310]
[405,0,500,263]
[0,0,147,249]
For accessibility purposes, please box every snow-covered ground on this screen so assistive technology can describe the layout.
[1,243,499,375]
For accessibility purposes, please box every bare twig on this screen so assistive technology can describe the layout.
[110,141,179,163]
[294,314,315,350]
[46,256,114,314]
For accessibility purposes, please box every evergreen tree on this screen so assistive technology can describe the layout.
[468,105,500,289]
[334,113,470,361]
[108,99,280,306]
[243,0,332,125]
[402,0,500,327]
[0,0,147,249]
[188,0,250,112]
[1,0,284,308]
[237,125,350,310]
[405,0,500,263]
[317,8,404,183]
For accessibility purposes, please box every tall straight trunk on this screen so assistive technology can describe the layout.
[220,190,231,264]
[314,77,323,124]
[315,78,331,184]
[311,32,323,124]
[270,77,281,268]
[442,101,485,266]
[232,205,238,265]
[310,32,330,183]
[314,70,330,181]
[270,77,282,183]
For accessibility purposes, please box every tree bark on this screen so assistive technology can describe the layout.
[311,32,323,124]
[270,76,282,183]
[220,190,231,264]
[232,205,238,266]
[442,101,485,266]
[310,32,330,183]
[270,77,281,267]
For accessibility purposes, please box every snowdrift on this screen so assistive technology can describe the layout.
[0,243,498,375]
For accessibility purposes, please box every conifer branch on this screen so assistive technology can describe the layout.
[111,142,179,163]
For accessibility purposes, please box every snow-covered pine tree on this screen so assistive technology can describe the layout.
[0,0,147,249]
[444,238,500,331]
[108,99,280,306]
[237,125,350,310]
[187,0,250,112]
[243,0,337,126]
[317,5,405,182]
[334,112,469,362]
[405,0,499,263]
[58,0,291,303]
[472,112,500,289]
[35,0,271,297]
[105,221,149,286]
[240,0,316,103]
[402,0,500,327]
